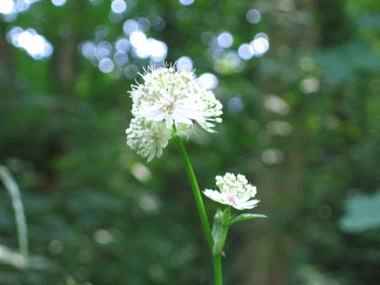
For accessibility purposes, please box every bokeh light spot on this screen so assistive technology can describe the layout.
[228,97,243,113]
[198,73,218,90]
[124,64,138,79]
[250,34,269,55]
[177,56,193,71]
[115,38,130,52]
[96,41,112,60]
[151,16,166,31]
[130,31,147,48]
[113,51,128,66]
[8,27,53,59]
[123,19,139,35]
[81,41,96,59]
[111,0,127,14]
[179,0,194,6]
[98,58,115,73]
[148,39,167,61]
[217,32,233,48]
[0,0,14,14]
[51,0,67,7]
[261,149,283,165]
[264,94,290,115]
[238,43,254,60]
[246,9,261,24]
[300,77,320,93]
[137,17,151,32]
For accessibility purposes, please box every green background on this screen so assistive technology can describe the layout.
[1,0,380,284]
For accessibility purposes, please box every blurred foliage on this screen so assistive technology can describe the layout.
[1,0,380,284]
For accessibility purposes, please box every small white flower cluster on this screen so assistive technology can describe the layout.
[204,173,259,210]
[126,64,223,161]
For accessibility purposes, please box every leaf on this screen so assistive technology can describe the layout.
[228,213,267,226]
[339,191,380,233]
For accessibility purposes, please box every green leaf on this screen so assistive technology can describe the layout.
[228,213,267,226]
[339,191,380,233]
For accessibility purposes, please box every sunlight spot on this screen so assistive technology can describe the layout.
[198,73,218,90]
[113,51,128,66]
[177,56,193,71]
[238,43,254,60]
[81,41,96,58]
[264,94,289,115]
[228,97,243,113]
[93,229,114,245]
[124,64,138,79]
[111,0,127,14]
[131,162,151,182]
[149,40,167,61]
[98,58,114,73]
[261,149,283,165]
[179,0,194,6]
[51,0,66,7]
[137,17,151,32]
[96,41,112,60]
[130,31,147,48]
[250,34,269,55]
[8,27,53,59]
[217,32,233,48]
[0,0,14,14]
[246,9,261,24]
[123,19,139,35]
[115,38,130,52]
[300,77,320,93]
[138,193,159,214]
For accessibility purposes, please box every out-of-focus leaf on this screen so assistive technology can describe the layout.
[228,213,267,226]
[339,191,380,233]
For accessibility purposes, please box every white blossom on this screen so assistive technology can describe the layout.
[130,65,222,132]
[126,64,223,161]
[126,118,172,162]
[204,173,259,210]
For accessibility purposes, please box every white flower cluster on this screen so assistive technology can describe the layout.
[126,65,223,161]
[204,173,259,210]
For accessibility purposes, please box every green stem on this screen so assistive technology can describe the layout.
[173,135,223,284]
[213,254,223,285]
[173,136,213,250]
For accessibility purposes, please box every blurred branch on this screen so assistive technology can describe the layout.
[0,165,29,261]
[0,244,52,270]
[0,244,29,268]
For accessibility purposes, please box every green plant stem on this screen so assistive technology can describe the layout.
[173,136,213,250]
[173,136,223,284]
[213,254,223,285]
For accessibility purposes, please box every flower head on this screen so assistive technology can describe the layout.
[126,64,223,161]
[126,118,171,162]
[130,65,222,132]
[204,173,259,210]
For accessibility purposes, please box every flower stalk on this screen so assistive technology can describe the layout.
[173,135,213,250]
[174,135,223,285]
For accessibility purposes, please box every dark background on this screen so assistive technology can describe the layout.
[1,0,380,284]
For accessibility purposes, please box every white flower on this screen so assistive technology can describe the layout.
[130,65,222,132]
[126,118,172,162]
[204,173,259,210]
